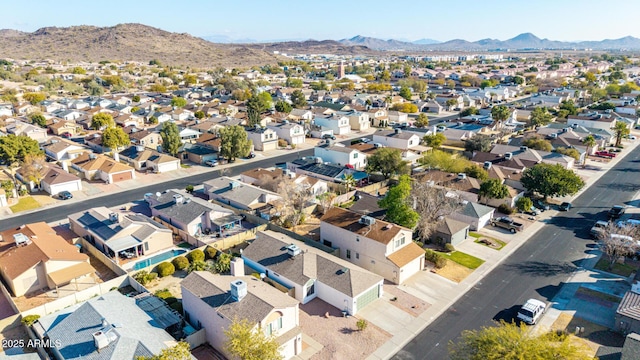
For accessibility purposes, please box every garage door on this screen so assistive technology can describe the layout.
[111,171,133,182]
[356,285,379,312]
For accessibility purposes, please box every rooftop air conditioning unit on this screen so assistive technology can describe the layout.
[505,152,513,160]
[483,161,492,169]
[109,213,119,223]
[359,216,376,226]
[520,146,528,152]
[457,173,467,180]
[286,244,301,257]
[230,280,247,301]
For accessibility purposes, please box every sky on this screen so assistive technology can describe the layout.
[3,0,640,43]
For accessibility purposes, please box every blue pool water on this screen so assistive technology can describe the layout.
[133,249,187,270]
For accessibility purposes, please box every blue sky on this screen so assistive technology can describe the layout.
[4,0,639,42]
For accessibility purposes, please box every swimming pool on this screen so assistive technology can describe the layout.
[132,249,187,271]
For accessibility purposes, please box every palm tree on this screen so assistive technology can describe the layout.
[343,174,356,192]
[582,135,596,168]
[613,121,630,147]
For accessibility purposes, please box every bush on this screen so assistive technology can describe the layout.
[515,197,533,212]
[444,243,455,253]
[185,185,194,193]
[205,246,218,260]
[155,289,177,304]
[133,270,158,285]
[21,314,40,327]
[172,256,189,270]
[169,301,183,314]
[498,203,515,215]
[425,249,447,269]
[413,240,424,248]
[356,319,368,331]
[157,262,175,277]
[278,139,288,148]
[187,249,205,263]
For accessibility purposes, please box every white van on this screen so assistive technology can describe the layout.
[517,298,546,325]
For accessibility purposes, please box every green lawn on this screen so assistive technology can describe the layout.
[469,232,482,238]
[9,197,41,213]
[594,257,636,277]
[437,250,485,270]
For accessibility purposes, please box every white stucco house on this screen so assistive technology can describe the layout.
[313,113,351,135]
[314,143,367,169]
[372,129,421,150]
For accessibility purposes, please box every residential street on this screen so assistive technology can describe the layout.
[392,142,640,359]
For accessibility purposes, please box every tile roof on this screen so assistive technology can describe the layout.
[320,207,408,245]
[181,272,298,324]
[243,230,383,297]
[386,242,425,267]
[41,165,80,185]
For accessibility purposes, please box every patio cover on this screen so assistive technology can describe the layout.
[107,235,142,252]
[47,262,95,286]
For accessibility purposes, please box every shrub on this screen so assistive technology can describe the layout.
[133,270,158,285]
[205,246,218,260]
[21,314,40,327]
[498,203,515,215]
[169,301,183,314]
[185,185,194,193]
[213,253,232,274]
[413,240,424,248]
[172,256,189,270]
[356,319,368,331]
[444,243,455,253]
[425,249,447,269]
[278,139,288,148]
[157,262,175,277]
[187,249,205,263]
[155,289,177,304]
[516,197,533,212]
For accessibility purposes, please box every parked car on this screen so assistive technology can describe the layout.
[590,220,609,239]
[517,298,546,325]
[205,159,218,167]
[533,199,550,211]
[61,132,72,138]
[322,134,336,140]
[490,217,524,233]
[558,202,572,211]
[522,206,540,216]
[608,205,626,219]
[595,151,616,159]
[361,138,372,143]
[626,135,637,140]
[56,191,73,200]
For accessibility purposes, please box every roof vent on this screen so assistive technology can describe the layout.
[286,244,301,257]
[230,280,247,301]
[395,128,402,134]
[230,181,240,189]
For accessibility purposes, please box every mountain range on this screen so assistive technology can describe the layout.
[339,33,640,51]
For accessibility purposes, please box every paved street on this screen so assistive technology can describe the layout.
[391,143,640,359]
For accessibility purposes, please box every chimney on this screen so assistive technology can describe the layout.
[230,280,247,301]
[113,152,120,162]
[230,257,244,276]
[61,161,69,172]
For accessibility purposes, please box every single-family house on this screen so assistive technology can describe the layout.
[314,143,367,169]
[313,113,351,136]
[372,129,421,150]
[243,230,385,315]
[0,222,94,297]
[287,109,313,122]
[567,112,617,131]
[39,165,82,195]
[368,109,389,127]
[434,218,470,246]
[43,138,87,161]
[182,272,302,359]
[246,126,278,151]
[448,202,495,231]
[178,127,201,143]
[32,291,181,360]
[338,110,370,131]
[267,121,305,146]
[490,144,575,169]
[320,207,425,284]
[49,120,81,137]
[71,152,136,183]
[6,120,48,142]
[387,111,409,124]
[69,207,173,263]
[128,129,162,149]
[118,146,180,173]
[203,177,282,212]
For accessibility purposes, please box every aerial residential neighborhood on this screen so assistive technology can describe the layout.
[2,3,640,360]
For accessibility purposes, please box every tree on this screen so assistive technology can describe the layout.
[530,107,554,127]
[224,318,282,360]
[420,150,472,173]
[490,105,510,122]
[613,121,630,147]
[412,178,462,240]
[378,175,419,228]
[219,125,252,162]
[513,75,524,85]
[515,196,533,212]
[71,66,86,75]
[0,134,42,163]
[183,74,197,85]
[171,97,187,108]
[274,100,292,113]
[521,163,585,200]
[478,179,509,203]
[21,154,47,189]
[148,116,158,124]
[559,100,578,116]
[414,113,429,128]
[341,173,356,192]
[599,222,639,270]
[555,147,580,161]
[522,137,552,152]
[22,92,46,105]
[137,341,192,360]
[213,252,233,274]
[194,110,205,119]
[390,103,418,113]
[365,148,408,179]
[399,86,412,101]
[582,135,596,168]
[132,95,141,102]
[160,121,181,157]
[102,127,130,150]
[463,164,489,181]
[30,113,47,127]
[149,83,167,92]
[285,77,303,88]
[187,260,211,273]
[448,321,594,360]
[272,176,314,227]
[290,89,307,108]
[91,113,115,130]
[464,135,493,152]
[423,133,446,149]
[460,107,479,117]
[445,99,458,109]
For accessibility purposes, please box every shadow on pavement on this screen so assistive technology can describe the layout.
[492,305,523,325]
[505,261,578,277]
[598,182,640,192]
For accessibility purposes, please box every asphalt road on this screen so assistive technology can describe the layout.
[0,148,313,230]
[393,146,640,359]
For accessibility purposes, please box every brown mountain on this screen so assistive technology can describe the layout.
[245,39,377,55]
[0,23,287,68]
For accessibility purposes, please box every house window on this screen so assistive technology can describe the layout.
[346,249,351,259]
[353,153,358,159]
[395,236,406,248]
[356,252,359,259]
[306,282,315,296]
[266,317,283,336]
[144,243,149,251]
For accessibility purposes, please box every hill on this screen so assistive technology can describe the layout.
[246,39,376,55]
[0,23,286,68]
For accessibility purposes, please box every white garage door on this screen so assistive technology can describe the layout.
[50,181,81,195]
[356,285,380,312]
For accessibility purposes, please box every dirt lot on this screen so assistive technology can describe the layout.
[299,298,390,360]
[434,259,473,283]
[292,215,321,241]
[384,283,430,317]
[550,313,623,358]
[144,270,188,299]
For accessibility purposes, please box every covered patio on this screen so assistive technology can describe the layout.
[47,262,97,297]
[105,235,145,264]
[211,214,244,238]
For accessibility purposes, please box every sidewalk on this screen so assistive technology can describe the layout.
[366,136,640,360]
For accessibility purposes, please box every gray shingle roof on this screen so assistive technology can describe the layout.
[622,332,640,360]
[152,189,231,225]
[181,272,298,324]
[36,291,175,360]
[460,202,495,218]
[243,231,383,297]
[203,177,279,207]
